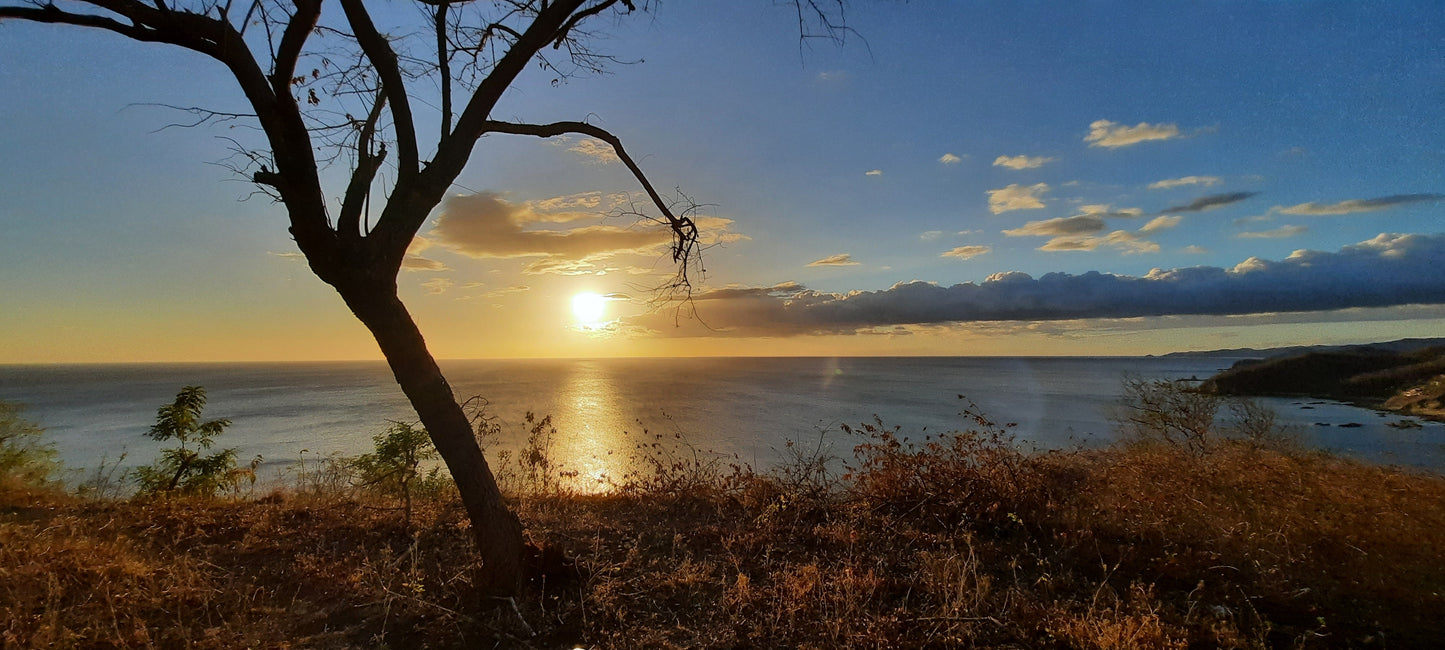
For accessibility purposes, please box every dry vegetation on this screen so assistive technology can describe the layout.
[3,399,1445,649]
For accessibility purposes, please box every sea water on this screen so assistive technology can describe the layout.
[1,357,1441,484]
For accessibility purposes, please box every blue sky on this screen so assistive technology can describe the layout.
[1,2,1443,361]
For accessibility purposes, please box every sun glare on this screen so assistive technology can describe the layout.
[572,292,607,325]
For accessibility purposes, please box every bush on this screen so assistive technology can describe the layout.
[843,399,1051,532]
[351,421,446,525]
[133,386,258,498]
[1111,376,1221,453]
[0,400,57,487]
[1113,376,1299,453]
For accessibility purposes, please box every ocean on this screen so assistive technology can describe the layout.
[2,357,1441,485]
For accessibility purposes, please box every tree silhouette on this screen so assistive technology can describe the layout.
[0,0,847,596]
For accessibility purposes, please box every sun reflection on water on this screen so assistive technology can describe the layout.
[552,361,632,492]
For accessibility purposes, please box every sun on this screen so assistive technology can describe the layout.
[571,292,607,325]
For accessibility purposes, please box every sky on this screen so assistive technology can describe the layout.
[1,2,1443,362]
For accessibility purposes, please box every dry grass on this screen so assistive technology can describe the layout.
[3,426,1444,648]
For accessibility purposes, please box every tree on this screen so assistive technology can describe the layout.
[352,420,442,527]
[0,400,57,487]
[0,0,847,596]
[133,385,258,497]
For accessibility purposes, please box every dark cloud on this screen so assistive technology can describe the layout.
[1279,194,1445,215]
[628,233,1445,336]
[1162,191,1258,213]
[432,192,670,260]
[430,191,739,275]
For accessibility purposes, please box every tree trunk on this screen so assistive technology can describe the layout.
[338,284,524,597]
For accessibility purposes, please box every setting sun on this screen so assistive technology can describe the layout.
[571,292,607,325]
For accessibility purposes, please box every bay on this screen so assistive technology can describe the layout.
[1,357,1441,486]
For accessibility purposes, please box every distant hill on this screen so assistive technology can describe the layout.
[1197,343,1445,420]
[1160,337,1445,359]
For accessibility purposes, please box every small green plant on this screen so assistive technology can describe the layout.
[351,421,445,525]
[0,400,58,487]
[133,386,258,497]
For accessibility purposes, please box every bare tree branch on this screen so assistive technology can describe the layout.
[270,0,321,95]
[338,0,420,182]
[479,118,698,264]
[338,92,389,239]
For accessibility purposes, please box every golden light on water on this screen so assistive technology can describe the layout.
[556,361,630,491]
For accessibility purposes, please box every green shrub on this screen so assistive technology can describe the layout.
[133,386,258,498]
[351,421,446,525]
[0,400,57,486]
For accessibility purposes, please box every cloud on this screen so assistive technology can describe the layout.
[630,233,1445,336]
[1084,120,1182,148]
[865,169,883,177]
[1277,194,1445,215]
[1183,245,1208,254]
[484,285,530,298]
[993,154,1057,170]
[920,230,944,241]
[1163,191,1257,213]
[430,191,738,275]
[987,183,1050,214]
[941,245,992,260]
[1003,215,1106,237]
[1237,225,1307,239]
[807,253,860,267]
[421,278,453,294]
[402,236,448,271]
[1138,216,1182,233]
[938,153,963,165]
[1037,230,1160,255]
[1078,204,1145,219]
[566,138,619,163]
[1149,176,1222,190]
[402,255,448,271]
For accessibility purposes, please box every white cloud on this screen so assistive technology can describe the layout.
[807,253,860,267]
[1038,230,1160,255]
[1149,176,1222,190]
[1183,245,1208,254]
[566,138,619,163]
[993,154,1057,170]
[1078,204,1145,219]
[1003,215,1106,237]
[941,245,992,260]
[865,169,883,177]
[938,153,963,165]
[1085,119,1182,148]
[1139,216,1183,233]
[920,230,944,241]
[987,183,1050,214]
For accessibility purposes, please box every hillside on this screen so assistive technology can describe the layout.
[1160,336,1445,359]
[1200,345,1445,419]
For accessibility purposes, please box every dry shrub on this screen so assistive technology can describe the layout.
[1047,583,1188,650]
[1053,441,1445,647]
[843,402,1057,532]
[6,398,1444,648]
